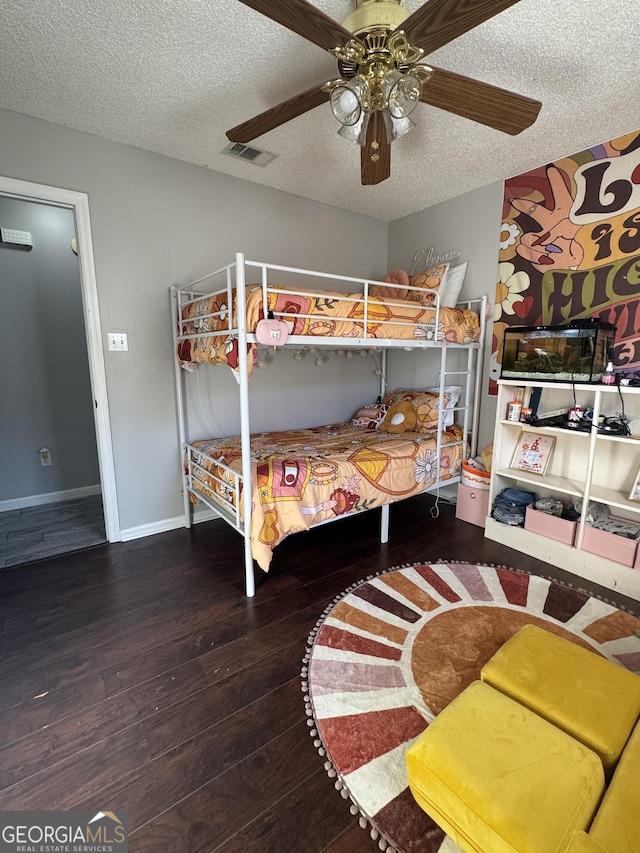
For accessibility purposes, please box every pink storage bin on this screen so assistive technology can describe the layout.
[524,506,577,546]
[582,523,638,568]
[456,484,490,528]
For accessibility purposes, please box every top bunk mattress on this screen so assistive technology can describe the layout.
[177,284,481,375]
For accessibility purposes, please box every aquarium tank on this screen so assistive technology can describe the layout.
[500,321,616,382]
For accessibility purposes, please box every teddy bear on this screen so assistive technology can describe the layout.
[380,400,418,434]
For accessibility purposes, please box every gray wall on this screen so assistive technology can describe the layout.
[387,182,504,451]
[0,196,100,502]
[0,108,389,534]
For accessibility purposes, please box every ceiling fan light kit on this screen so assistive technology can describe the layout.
[229,0,542,185]
[323,28,426,150]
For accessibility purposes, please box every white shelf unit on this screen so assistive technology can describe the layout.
[485,379,640,600]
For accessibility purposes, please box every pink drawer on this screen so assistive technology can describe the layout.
[524,506,577,546]
[456,484,490,527]
[583,524,638,568]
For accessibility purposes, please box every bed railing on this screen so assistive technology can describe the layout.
[173,253,486,348]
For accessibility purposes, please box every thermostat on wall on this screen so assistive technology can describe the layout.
[1,228,33,247]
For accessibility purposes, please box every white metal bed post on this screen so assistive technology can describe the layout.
[171,287,193,529]
[379,348,388,400]
[470,295,488,458]
[379,347,390,543]
[437,346,447,485]
[234,253,256,598]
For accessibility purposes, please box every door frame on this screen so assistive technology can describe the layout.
[0,175,120,541]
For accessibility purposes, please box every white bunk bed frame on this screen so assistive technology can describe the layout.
[171,252,487,597]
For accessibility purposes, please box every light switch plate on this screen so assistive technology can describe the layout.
[107,332,128,352]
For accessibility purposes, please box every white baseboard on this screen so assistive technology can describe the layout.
[119,508,220,542]
[0,484,102,513]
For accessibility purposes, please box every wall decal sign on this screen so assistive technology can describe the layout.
[411,246,461,277]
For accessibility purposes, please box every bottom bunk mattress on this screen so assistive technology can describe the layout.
[187,422,464,571]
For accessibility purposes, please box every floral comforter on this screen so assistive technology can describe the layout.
[188,422,464,571]
[177,285,480,376]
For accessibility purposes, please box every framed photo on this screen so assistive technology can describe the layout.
[629,468,640,502]
[510,430,556,476]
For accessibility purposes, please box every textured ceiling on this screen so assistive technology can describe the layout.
[1,0,639,222]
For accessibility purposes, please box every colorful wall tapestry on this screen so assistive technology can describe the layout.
[491,130,640,393]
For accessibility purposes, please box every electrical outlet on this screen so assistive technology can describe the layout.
[38,447,52,466]
[107,332,128,352]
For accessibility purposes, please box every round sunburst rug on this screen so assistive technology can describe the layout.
[301,561,640,853]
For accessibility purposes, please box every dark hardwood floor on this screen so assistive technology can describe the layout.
[0,495,636,852]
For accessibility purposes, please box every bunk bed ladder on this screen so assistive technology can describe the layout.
[439,345,475,467]
[451,295,486,462]
[434,297,486,489]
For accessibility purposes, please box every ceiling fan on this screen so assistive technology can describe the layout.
[226,0,542,186]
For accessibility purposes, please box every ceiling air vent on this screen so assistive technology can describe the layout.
[222,142,277,167]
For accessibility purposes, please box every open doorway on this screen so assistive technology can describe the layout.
[0,177,119,566]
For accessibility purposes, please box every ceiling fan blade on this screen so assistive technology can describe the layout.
[398,0,522,54]
[361,112,391,186]
[227,85,330,144]
[420,66,541,135]
[237,0,358,53]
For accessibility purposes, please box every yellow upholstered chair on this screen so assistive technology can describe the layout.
[406,680,604,853]
[481,623,640,774]
[406,625,640,853]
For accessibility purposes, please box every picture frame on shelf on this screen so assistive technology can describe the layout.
[629,467,640,502]
[510,430,556,476]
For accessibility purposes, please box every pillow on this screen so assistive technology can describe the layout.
[379,401,418,434]
[382,388,444,432]
[439,261,468,308]
[406,263,449,306]
[350,402,389,430]
[425,385,462,427]
[369,269,410,301]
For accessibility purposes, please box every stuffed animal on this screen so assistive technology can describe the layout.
[369,269,410,300]
[380,400,418,433]
[481,443,493,473]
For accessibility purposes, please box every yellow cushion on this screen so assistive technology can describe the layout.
[481,624,640,773]
[406,681,604,853]
[565,831,610,853]
[589,720,640,853]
